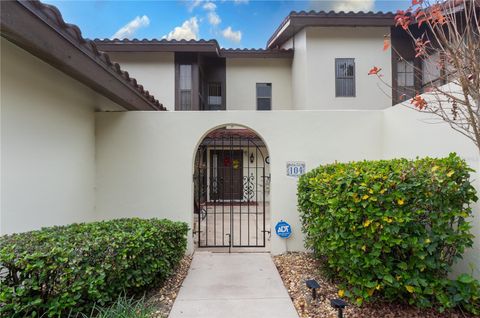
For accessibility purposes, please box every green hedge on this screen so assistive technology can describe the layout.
[0,218,189,317]
[298,153,480,314]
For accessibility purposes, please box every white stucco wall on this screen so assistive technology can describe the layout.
[95,110,383,254]
[106,52,175,110]
[287,29,308,109]
[0,38,119,234]
[289,27,392,110]
[226,58,293,110]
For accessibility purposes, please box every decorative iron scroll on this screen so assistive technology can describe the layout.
[194,127,268,248]
[212,177,218,195]
[200,205,207,221]
[263,174,271,192]
[243,175,255,200]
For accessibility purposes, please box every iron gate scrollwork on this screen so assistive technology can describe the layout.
[194,127,269,248]
[243,175,255,201]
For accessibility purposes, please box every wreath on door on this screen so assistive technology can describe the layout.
[233,159,240,169]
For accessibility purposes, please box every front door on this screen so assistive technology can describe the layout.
[210,150,243,201]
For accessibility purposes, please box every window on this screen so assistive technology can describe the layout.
[397,59,415,101]
[179,64,192,110]
[422,52,441,85]
[335,58,355,97]
[256,83,272,110]
[208,82,222,110]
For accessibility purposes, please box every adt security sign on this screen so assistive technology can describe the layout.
[275,221,292,239]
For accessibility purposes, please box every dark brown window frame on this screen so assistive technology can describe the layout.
[175,53,199,111]
[335,58,356,98]
[256,83,272,111]
[396,59,415,101]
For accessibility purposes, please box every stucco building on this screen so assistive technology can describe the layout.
[1,0,479,275]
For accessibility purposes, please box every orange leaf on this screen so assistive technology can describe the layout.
[394,10,412,30]
[410,94,428,110]
[368,66,382,76]
[383,36,390,51]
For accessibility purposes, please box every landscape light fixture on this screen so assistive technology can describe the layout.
[250,153,255,163]
[305,279,320,300]
[330,298,348,318]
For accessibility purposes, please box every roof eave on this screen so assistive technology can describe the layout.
[267,13,395,49]
[220,49,293,58]
[94,40,220,53]
[95,39,294,58]
[0,0,164,111]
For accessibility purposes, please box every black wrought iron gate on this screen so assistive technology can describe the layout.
[194,128,269,248]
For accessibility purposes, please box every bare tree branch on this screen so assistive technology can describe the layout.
[371,0,480,152]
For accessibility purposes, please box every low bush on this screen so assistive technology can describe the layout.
[77,295,156,318]
[0,218,188,317]
[298,153,480,314]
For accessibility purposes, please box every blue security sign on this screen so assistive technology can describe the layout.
[275,221,292,239]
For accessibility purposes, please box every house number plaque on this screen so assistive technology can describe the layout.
[286,161,305,177]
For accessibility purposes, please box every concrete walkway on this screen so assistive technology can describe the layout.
[168,252,299,318]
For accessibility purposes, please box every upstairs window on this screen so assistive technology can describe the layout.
[422,52,441,86]
[208,82,222,110]
[397,59,415,101]
[179,64,192,110]
[335,58,355,97]
[256,83,272,110]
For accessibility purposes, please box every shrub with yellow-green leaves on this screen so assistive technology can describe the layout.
[298,153,480,314]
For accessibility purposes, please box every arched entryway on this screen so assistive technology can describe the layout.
[193,125,270,250]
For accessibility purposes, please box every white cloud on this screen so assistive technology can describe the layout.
[208,11,221,26]
[309,0,375,12]
[203,2,216,11]
[222,26,242,43]
[164,17,199,40]
[203,1,221,26]
[333,0,374,12]
[233,0,249,4]
[111,15,150,39]
[188,0,203,11]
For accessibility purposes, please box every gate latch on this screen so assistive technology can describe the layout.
[225,233,232,253]
[262,230,272,240]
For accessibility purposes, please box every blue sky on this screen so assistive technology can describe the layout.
[47,0,411,48]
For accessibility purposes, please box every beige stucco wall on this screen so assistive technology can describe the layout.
[95,110,384,254]
[288,29,309,109]
[226,58,293,110]
[0,38,120,234]
[288,27,392,110]
[107,52,175,110]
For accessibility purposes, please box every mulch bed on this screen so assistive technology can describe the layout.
[273,252,478,318]
[147,255,193,318]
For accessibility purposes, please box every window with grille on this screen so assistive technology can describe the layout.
[256,83,272,110]
[179,64,192,110]
[422,52,441,86]
[208,82,222,110]
[335,58,355,97]
[397,59,415,101]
